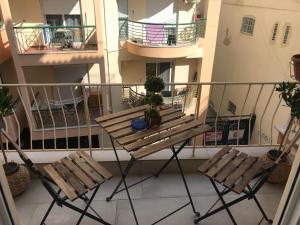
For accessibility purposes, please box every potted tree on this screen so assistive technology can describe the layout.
[144,77,165,128]
[263,82,300,183]
[0,87,30,196]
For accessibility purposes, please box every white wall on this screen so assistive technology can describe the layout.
[211,0,300,144]
[42,0,81,15]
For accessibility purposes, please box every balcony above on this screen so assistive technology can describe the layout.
[120,19,206,58]
[13,24,97,54]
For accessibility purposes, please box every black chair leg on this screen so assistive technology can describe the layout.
[40,199,56,225]
[210,179,238,225]
[253,195,273,224]
[76,185,100,225]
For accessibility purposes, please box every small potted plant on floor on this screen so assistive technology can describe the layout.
[144,77,165,128]
[262,82,300,183]
[0,87,30,196]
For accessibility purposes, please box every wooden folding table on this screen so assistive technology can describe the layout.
[96,105,211,225]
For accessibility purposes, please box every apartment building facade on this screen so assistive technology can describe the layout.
[0,0,222,147]
[210,0,300,146]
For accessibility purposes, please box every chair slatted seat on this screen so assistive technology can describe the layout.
[43,151,112,201]
[1,129,113,225]
[194,129,300,225]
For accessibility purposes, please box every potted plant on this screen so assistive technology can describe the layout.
[0,87,30,196]
[262,82,300,183]
[144,77,165,128]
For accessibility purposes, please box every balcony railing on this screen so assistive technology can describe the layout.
[0,82,293,153]
[119,18,206,46]
[13,25,97,53]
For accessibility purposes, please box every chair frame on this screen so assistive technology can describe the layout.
[194,128,300,225]
[1,129,111,225]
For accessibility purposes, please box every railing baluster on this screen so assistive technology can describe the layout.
[214,84,227,146]
[259,85,276,145]
[30,87,45,149]
[192,84,202,156]
[270,96,282,145]
[43,87,56,150]
[56,86,69,149]
[17,87,33,150]
[248,84,263,144]
[12,108,21,148]
[237,84,251,146]
[82,86,92,156]
[70,86,81,149]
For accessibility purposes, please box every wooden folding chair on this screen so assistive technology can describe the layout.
[1,129,113,225]
[194,130,300,225]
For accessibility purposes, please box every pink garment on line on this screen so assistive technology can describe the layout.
[145,24,164,44]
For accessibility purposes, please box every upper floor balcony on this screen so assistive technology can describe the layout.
[119,18,206,58]
[14,24,97,54]
[3,0,103,65]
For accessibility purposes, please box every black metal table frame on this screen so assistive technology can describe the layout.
[106,136,200,225]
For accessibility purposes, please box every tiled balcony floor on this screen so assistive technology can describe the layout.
[14,173,285,225]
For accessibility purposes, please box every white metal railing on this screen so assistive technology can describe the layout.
[0,82,295,155]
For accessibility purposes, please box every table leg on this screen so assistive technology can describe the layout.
[171,145,200,216]
[108,136,139,225]
[155,139,189,178]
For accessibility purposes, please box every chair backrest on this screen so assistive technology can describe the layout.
[1,129,41,176]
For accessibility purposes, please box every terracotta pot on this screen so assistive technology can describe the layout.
[291,54,300,81]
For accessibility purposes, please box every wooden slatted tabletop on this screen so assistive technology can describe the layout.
[96,105,211,160]
[43,151,112,201]
[198,147,274,194]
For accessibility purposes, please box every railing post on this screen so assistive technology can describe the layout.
[192,83,202,157]
[82,86,92,156]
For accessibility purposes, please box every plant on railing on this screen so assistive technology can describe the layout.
[273,82,300,158]
[144,77,165,127]
[0,87,30,196]
[0,87,14,170]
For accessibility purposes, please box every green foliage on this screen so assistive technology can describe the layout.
[0,87,13,166]
[145,108,160,119]
[144,93,163,106]
[144,77,165,93]
[0,87,14,118]
[275,82,300,119]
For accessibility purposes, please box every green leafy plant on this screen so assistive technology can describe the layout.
[0,87,14,167]
[144,77,165,93]
[275,82,300,154]
[275,82,300,119]
[144,94,163,106]
[144,77,165,127]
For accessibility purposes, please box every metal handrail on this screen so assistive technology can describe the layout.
[13,25,96,29]
[119,18,206,46]
[1,82,294,153]
[13,25,97,53]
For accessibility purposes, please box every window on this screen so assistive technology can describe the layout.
[45,14,82,26]
[282,24,291,45]
[271,22,279,42]
[46,15,63,26]
[240,16,255,35]
[65,15,81,26]
[146,62,172,91]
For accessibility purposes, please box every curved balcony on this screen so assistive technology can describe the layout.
[119,19,206,58]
